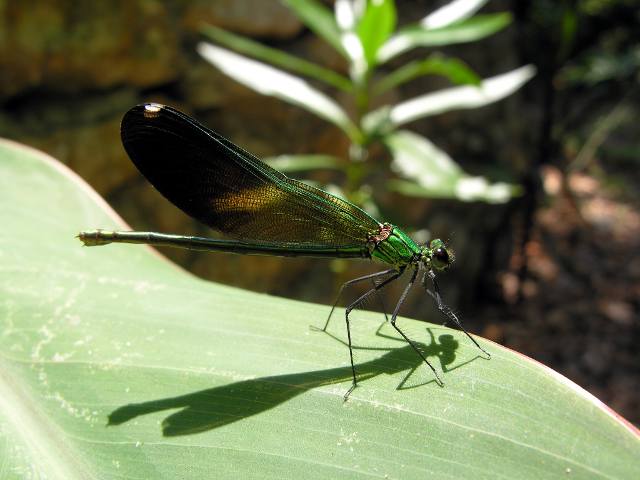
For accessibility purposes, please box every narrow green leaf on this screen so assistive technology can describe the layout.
[197,42,359,141]
[421,0,490,29]
[370,65,536,128]
[356,0,397,66]
[374,54,481,94]
[389,177,521,202]
[385,128,463,186]
[201,25,352,92]
[384,130,518,203]
[263,154,343,172]
[281,0,347,57]
[361,105,393,137]
[1,139,639,478]
[378,12,512,63]
[333,0,367,81]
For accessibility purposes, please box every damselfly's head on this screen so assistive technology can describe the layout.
[422,239,454,272]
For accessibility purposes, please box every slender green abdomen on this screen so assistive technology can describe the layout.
[371,226,421,266]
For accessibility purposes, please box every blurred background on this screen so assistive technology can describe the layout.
[1,0,638,424]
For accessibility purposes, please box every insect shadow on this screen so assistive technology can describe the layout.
[107,326,481,437]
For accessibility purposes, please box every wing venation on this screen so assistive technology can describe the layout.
[121,104,380,249]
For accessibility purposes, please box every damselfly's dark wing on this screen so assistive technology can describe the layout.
[121,104,380,248]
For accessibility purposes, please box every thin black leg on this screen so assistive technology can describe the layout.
[390,268,444,387]
[426,270,491,359]
[373,278,390,322]
[342,269,404,400]
[321,268,397,331]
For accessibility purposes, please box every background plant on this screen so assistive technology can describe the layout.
[198,0,535,214]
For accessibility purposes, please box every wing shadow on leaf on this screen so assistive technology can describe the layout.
[108,328,481,436]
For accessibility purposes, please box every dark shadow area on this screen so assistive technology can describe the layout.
[324,324,485,390]
[108,327,483,436]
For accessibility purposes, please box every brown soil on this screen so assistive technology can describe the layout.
[480,167,640,425]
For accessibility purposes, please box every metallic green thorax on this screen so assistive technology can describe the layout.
[371,225,421,266]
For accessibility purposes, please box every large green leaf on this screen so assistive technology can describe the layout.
[1,138,639,479]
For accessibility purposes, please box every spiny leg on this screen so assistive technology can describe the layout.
[390,268,444,386]
[343,269,404,400]
[321,268,396,332]
[425,271,491,359]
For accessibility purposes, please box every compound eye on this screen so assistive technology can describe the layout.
[432,247,450,270]
[435,247,449,264]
